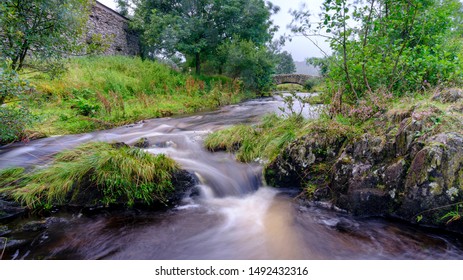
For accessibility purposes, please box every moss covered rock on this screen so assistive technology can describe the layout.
[265,102,463,232]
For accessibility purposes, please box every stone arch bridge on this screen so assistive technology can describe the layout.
[273,74,316,86]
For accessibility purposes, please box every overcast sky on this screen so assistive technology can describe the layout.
[99,0,328,61]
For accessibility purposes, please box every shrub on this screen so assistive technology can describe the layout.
[0,107,35,144]
[303,78,321,92]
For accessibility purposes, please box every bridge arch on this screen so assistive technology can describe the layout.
[273,74,316,86]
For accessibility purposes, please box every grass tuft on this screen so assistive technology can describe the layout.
[0,142,178,209]
[205,114,304,163]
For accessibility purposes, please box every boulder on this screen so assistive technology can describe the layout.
[265,110,463,232]
[398,132,463,225]
[432,88,463,103]
[265,134,345,188]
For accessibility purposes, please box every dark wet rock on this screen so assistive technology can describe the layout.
[0,198,25,222]
[134,137,150,148]
[20,221,47,232]
[3,239,27,251]
[0,225,10,236]
[398,133,463,225]
[64,168,198,210]
[265,134,346,188]
[165,170,198,207]
[110,142,129,149]
[432,88,463,103]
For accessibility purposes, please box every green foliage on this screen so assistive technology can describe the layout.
[28,56,249,136]
[131,0,276,75]
[278,91,312,119]
[293,0,463,99]
[307,57,329,77]
[0,167,25,190]
[0,142,178,209]
[219,40,276,94]
[116,0,131,17]
[440,204,463,224]
[275,84,304,92]
[303,78,322,92]
[0,107,35,144]
[0,0,91,71]
[205,114,303,162]
[0,62,33,105]
[275,51,296,74]
[0,62,36,144]
[74,97,100,117]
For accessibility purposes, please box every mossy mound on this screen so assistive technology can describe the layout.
[0,142,194,210]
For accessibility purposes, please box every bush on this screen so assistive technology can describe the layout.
[0,66,32,105]
[303,78,321,92]
[0,107,34,144]
[0,62,36,144]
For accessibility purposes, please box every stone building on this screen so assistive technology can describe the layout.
[86,1,140,56]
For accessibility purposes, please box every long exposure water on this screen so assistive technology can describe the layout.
[1,94,462,259]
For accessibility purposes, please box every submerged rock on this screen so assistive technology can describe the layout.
[134,137,150,148]
[0,198,25,222]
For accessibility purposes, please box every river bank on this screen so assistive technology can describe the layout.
[1,95,463,259]
[1,56,254,145]
[270,89,463,233]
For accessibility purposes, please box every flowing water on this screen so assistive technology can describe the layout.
[1,94,463,260]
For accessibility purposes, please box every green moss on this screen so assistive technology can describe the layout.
[0,142,178,209]
[305,184,318,199]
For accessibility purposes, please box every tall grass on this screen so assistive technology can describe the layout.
[0,142,178,209]
[205,114,304,163]
[27,56,251,136]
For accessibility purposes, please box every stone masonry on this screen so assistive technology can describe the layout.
[86,1,140,56]
[273,74,316,86]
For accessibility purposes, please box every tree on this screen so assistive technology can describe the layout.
[275,51,296,74]
[307,57,329,77]
[220,39,275,94]
[116,0,130,17]
[292,0,463,99]
[0,0,91,71]
[131,0,276,75]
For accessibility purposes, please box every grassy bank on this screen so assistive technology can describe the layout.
[0,142,179,209]
[204,114,306,163]
[205,88,463,165]
[25,56,253,136]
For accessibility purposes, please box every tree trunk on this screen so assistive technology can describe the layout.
[195,52,201,75]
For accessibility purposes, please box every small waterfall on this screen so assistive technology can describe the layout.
[1,95,463,260]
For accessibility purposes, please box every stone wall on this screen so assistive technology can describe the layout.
[85,1,140,56]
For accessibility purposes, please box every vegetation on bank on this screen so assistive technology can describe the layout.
[205,108,359,165]
[0,56,253,143]
[0,142,179,209]
[206,88,463,164]
[205,114,306,163]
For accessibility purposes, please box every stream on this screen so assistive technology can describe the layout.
[1,94,463,260]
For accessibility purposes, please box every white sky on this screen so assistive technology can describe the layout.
[98,0,329,61]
